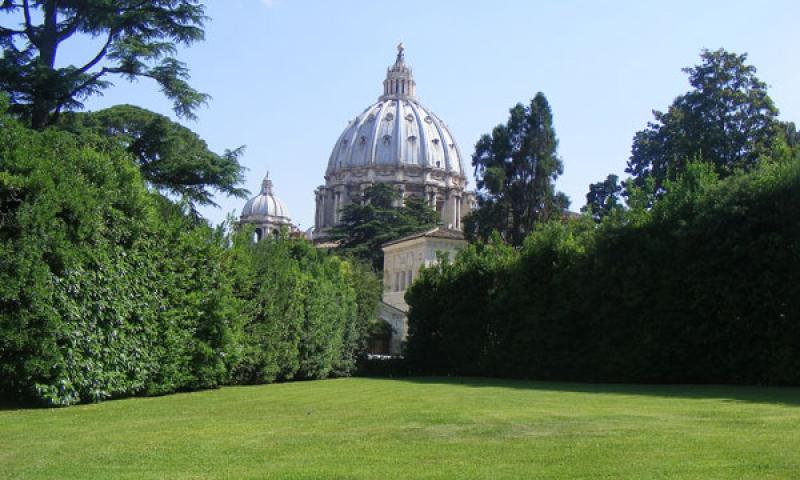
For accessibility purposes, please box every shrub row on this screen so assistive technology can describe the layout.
[405,160,800,385]
[0,111,379,406]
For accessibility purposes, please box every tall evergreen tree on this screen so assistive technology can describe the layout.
[625,49,779,198]
[0,0,208,129]
[465,92,568,246]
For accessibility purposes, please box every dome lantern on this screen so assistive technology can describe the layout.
[261,171,273,195]
[381,42,416,100]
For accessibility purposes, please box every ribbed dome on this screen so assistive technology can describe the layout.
[241,173,291,221]
[326,44,465,178]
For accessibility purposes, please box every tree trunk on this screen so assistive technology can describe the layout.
[31,1,59,129]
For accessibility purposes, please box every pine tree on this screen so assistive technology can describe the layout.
[466,92,568,246]
[0,0,208,129]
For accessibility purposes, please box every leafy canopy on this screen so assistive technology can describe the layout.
[625,49,780,198]
[0,0,208,129]
[59,104,247,208]
[582,174,623,223]
[330,183,439,270]
[465,92,569,246]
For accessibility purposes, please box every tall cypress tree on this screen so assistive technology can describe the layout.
[466,92,568,246]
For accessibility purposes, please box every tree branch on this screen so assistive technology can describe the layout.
[22,0,37,47]
[0,26,26,36]
[61,66,125,103]
[0,1,23,9]
[75,30,114,75]
[57,14,81,42]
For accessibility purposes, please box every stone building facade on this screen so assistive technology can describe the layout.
[379,227,467,355]
[314,44,475,238]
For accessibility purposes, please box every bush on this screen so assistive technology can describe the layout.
[0,111,239,405]
[228,235,380,384]
[406,160,800,385]
[0,107,380,406]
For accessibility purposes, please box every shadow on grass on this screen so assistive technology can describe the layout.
[384,376,800,407]
[0,397,35,412]
[4,377,800,411]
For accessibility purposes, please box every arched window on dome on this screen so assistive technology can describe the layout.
[254,228,263,243]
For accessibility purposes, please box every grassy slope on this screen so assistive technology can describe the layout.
[2,377,799,479]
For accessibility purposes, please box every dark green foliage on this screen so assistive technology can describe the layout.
[0,105,379,406]
[407,159,800,385]
[626,49,780,199]
[0,0,208,129]
[465,93,569,245]
[330,183,439,270]
[59,104,248,208]
[404,235,519,375]
[582,174,622,222]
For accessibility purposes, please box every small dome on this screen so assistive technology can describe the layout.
[241,173,291,222]
[326,44,465,178]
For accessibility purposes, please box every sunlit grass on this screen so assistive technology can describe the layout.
[2,377,799,479]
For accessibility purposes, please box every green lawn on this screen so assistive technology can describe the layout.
[2,377,799,479]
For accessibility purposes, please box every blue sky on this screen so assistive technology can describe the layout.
[56,0,800,229]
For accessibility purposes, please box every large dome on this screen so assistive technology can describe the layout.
[326,44,465,178]
[314,44,475,236]
[326,99,465,177]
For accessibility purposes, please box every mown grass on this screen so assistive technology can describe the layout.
[2,377,799,479]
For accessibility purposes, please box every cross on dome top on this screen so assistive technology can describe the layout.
[381,43,416,100]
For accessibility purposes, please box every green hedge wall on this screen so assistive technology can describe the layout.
[0,109,379,406]
[405,160,800,385]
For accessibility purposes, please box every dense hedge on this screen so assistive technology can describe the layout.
[405,160,800,385]
[227,235,380,384]
[0,109,379,406]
